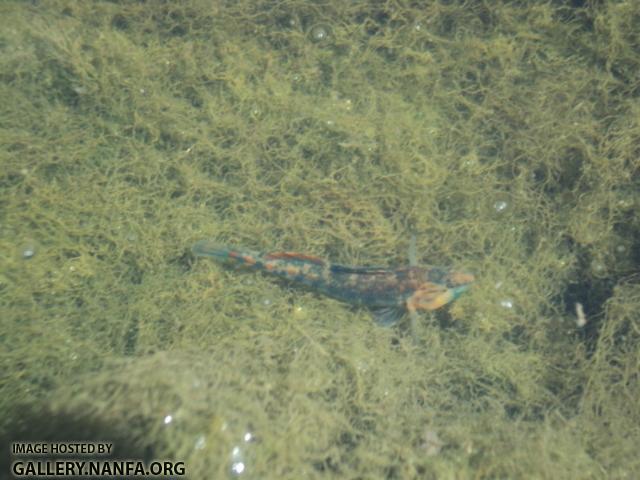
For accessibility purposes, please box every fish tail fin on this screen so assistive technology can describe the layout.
[191,240,262,268]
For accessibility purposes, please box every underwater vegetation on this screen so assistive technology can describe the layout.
[0,0,638,478]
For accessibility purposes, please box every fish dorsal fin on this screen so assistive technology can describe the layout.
[263,252,326,265]
[329,264,389,274]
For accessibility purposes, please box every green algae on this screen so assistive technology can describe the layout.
[1,1,639,478]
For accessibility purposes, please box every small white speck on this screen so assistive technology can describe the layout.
[230,445,246,476]
[591,260,606,274]
[163,415,173,425]
[194,435,206,450]
[493,200,508,213]
[499,299,514,309]
[230,461,245,475]
[575,302,587,328]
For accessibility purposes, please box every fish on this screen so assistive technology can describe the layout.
[191,238,474,332]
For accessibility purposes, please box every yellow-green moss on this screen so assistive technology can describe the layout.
[1,1,638,478]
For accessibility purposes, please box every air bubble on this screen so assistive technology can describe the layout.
[310,26,327,41]
[493,200,508,213]
[21,242,36,259]
[229,446,246,477]
[499,299,514,309]
[194,435,206,450]
[590,259,607,277]
[309,24,331,44]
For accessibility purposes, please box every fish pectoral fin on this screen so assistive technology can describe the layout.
[372,307,404,327]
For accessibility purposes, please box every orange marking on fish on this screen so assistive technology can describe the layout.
[407,284,452,311]
[284,265,299,276]
[264,252,326,265]
[229,252,257,266]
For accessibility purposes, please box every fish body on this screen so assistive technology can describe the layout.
[192,240,474,324]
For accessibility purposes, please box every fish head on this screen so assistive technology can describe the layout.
[407,267,475,311]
